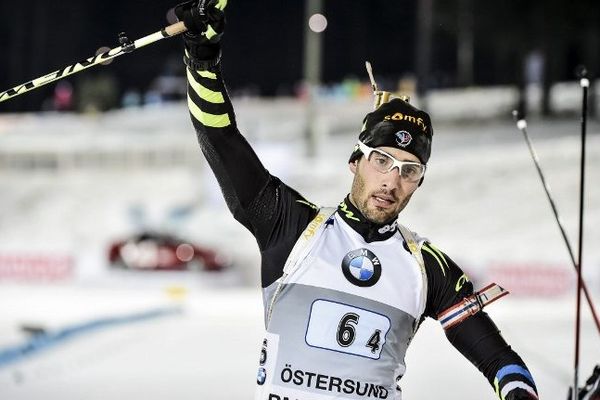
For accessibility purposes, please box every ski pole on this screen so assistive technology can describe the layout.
[573,66,589,400]
[512,110,600,337]
[0,21,187,104]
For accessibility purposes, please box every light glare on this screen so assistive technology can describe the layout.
[308,13,327,33]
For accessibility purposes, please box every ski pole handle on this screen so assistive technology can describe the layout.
[0,21,188,104]
[164,20,188,37]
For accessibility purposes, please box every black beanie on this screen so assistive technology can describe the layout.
[349,98,433,164]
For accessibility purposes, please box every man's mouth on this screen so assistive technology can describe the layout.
[371,194,396,207]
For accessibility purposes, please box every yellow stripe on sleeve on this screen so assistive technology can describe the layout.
[422,244,446,277]
[197,70,217,79]
[187,95,231,128]
[428,243,449,269]
[187,69,224,104]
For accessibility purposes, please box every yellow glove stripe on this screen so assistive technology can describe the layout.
[494,378,503,399]
[205,24,218,40]
[187,95,231,128]
[216,0,227,10]
[187,69,223,103]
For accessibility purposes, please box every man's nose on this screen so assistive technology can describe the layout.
[381,168,402,188]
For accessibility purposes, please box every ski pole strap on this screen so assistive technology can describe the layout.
[438,283,509,330]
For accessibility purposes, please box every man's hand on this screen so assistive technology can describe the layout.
[174,0,227,66]
[175,0,226,41]
[505,388,539,400]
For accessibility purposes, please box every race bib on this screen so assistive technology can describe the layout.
[305,299,390,359]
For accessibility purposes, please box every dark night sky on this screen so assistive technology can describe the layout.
[1,0,599,112]
[0,0,419,110]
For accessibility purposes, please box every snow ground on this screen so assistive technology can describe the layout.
[0,103,599,399]
[0,285,597,400]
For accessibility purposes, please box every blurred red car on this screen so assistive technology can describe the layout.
[108,231,229,272]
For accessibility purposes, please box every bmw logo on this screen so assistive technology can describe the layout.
[395,130,412,147]
[341,248,382,287]
[257,367,267,385]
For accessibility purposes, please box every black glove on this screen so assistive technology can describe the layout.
[174,0,227,68]
[577,365,600,400]
[504,388,538,400]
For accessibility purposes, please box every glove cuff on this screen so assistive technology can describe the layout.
[182,32,221,69]
[183,49,222,71]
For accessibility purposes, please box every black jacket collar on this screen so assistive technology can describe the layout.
[337,195,398,243]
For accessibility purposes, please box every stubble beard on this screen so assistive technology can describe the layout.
[350,171,413,225]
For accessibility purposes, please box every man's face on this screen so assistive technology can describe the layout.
[349,146,421,224]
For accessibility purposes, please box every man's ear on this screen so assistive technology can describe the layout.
[349,160,358,174]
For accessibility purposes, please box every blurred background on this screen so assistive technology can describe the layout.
[0,1,599,399]
[2,0,600,113]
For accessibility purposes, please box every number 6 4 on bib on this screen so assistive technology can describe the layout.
[305,299,391,359]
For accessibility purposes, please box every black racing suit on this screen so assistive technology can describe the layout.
[184,61,538,399]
